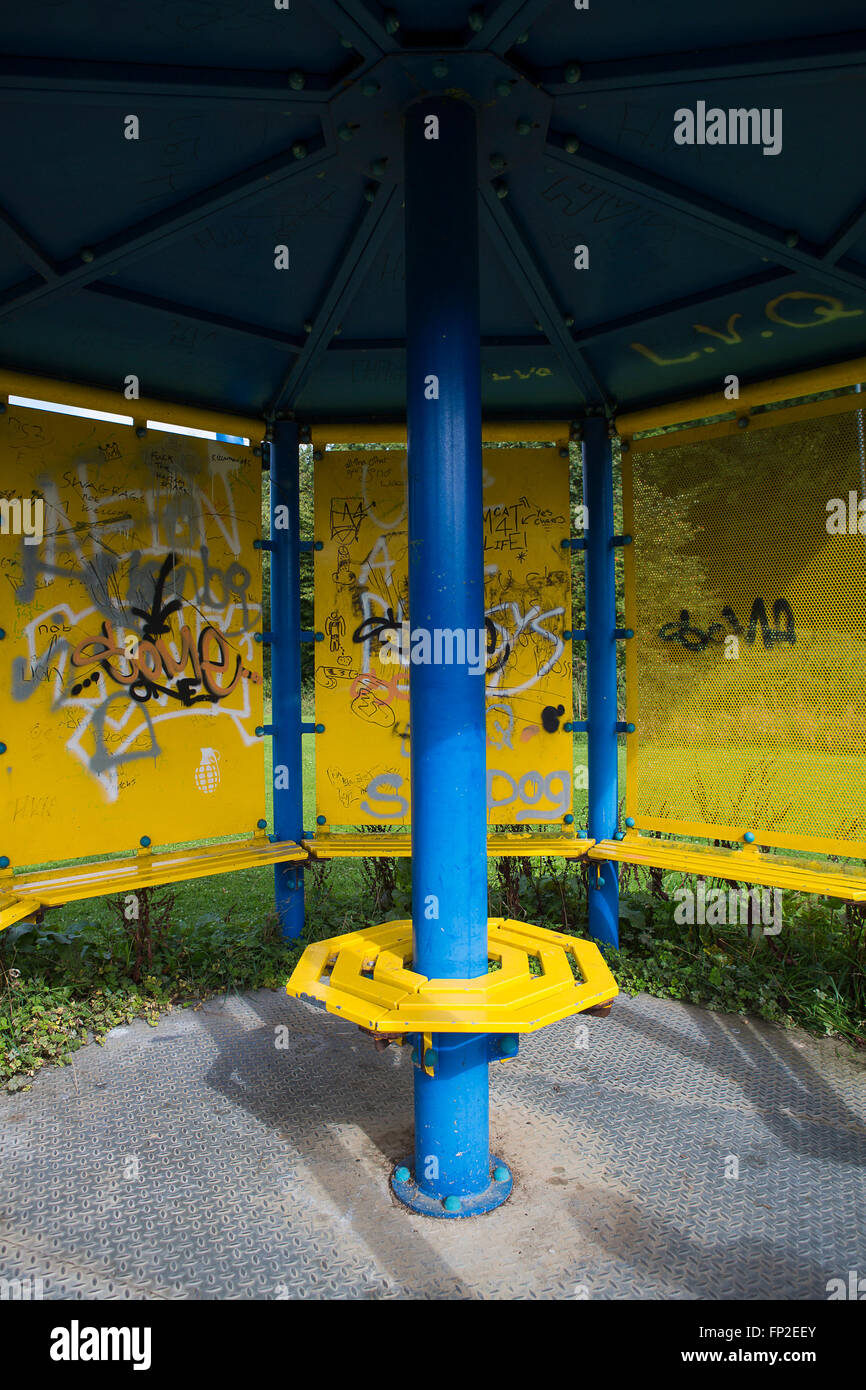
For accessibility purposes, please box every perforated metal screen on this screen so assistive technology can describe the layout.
[623,395,866,856]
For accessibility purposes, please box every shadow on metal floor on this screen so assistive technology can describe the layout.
[1,989,864,1299]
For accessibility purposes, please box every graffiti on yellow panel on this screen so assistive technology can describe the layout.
[314,448,572,826]
[0,408,264,867]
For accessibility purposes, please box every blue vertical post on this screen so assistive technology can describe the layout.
[396,95,507,1215]
[583,416,619,949]
[270,419,305,940]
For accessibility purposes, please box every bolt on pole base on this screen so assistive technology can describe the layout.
[390,1157,512,1218]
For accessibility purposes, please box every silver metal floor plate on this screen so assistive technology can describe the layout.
[1,989,864,1299]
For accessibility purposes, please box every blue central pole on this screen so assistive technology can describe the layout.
[583,416,619,949]
[400,96,499,1213]
[270,419,305,940]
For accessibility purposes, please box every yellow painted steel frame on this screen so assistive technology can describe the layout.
[302,834,594,858]
[589,834,866,902]
[615,355,866,436]
[618,355,866,877]
[287,917,618,1033]
[310,421,570,446]
[0,367,263,442]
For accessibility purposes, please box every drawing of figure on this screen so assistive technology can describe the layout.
[324,609,346,652]
[332,543,356,585]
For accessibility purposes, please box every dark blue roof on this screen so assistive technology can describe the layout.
[1,0,865,422]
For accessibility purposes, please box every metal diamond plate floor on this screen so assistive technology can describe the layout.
[1,989,864,1300]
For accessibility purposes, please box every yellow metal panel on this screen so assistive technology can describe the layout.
[0,406,266,868]
[622,399,866,857]
[287,917,618,1033]
[312,446,573,827]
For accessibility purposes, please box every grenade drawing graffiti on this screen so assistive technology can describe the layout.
[194,747,221,794]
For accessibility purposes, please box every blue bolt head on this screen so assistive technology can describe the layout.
[410,1048,419,1065]
[314,540,324,551]
[564,62,582,83]
[314,632,324,642]
[288,70,305,90]
[625,817,635,828]
[140,836,151,848]
[135,425,147,438]
[493,1164,510,1183]
[626,723,636,734]
[598,875,606,887]
[744,831,756,844]
[257,819,267,830]
[315,723,325,734]
[626,629,635,639]
[394,1165,411,1184]
[0,856,9,869]
[443,1196,462,1213]
[0,743,6,755]
[614,831,625,841]
[255,726,264,737]
[499,1035,518,1058]
[423,1048,438,1070]
[564,135,580,154]
[316,815,326,826]
[0,628,5,639]
[564,813,574,825]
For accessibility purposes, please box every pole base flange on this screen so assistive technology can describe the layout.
[390,1157,512,1218]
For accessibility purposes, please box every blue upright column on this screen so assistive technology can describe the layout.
[395,96,507,1216]
[583,417,619,949]
[270,419,305,940]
